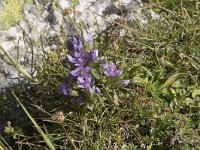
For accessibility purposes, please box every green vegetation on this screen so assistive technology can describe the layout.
[0,1,200,149]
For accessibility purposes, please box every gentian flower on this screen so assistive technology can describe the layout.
[103,63,122,77]
[66,40,74,51]
[72,36,83,52]
[70,66,91,77]
[81,31,94,51]
[77,77,101,95]
[59,83,71,96]
[85,85,101,95]
[88,50,98,62]
[95,86,101,94]
[77,75,92,89]
[75,96,85,105]
[81,31,93,44]
[67,51,87,66]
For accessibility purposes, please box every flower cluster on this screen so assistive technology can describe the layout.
[59,31,130,104]
[67,33,100,94]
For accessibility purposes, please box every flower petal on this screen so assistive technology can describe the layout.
[95,87,101,94]
[114,69,122,76]
[104,70,110,76]
[59,83,71,96]
[66,40,73,51]
[77,76,85,84]
[70,67,83,76]
[73,36,83,52]
[111,64,117,70]
[78,85,86,89]
[85,66,91,72]
[74,51,81,57]
[73,36,78,43]
[81,31,93,43]
[76,96,85,105]
[122,80,130,86]
[102,63,108,68]
[88,49,98,62]
[66,54,76,63]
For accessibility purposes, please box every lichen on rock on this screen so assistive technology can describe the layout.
[0,0,24,29]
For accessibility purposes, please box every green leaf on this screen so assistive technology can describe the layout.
[0,46,38,83]
[159,72,186,90]
[184,97,193,105]
[132,77,148,85]
[191,89,200,98]
[91,68,102,80]
[147,143,153,150]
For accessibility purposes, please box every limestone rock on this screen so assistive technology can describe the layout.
[0,0,4,12]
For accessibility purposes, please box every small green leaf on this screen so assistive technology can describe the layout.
[170,100,175,110]
[170,88,176,95]
[91,68,102,79]
[191,89,200,98]
[184,97,193,105]
[159,72,186,90]
[132,77,148,85]
[87,104,94,111]
[147,143,153,150]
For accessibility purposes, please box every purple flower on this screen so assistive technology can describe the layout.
[77,75,92,89]
[67,51,87,66]
[66,40,74,51]
[72,36,83,52]
[95,86,101,94]
[77,73,101,94]
[81,31,93,44]
[81,31,94,51]
[70,66,91,77]
[103,64,122,77]
[88,50,98,62]
[88,86,101,95]
[59,83,71,96]
[122,80,130,86]
[75,96,85,105]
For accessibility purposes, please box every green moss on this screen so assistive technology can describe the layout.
[0,0,23,29]
[25,0,34,3]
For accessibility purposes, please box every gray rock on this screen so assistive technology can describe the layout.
[74,0,146,33]
[0,0,4,12]
[58,0,70,10]
[38,0,52,5]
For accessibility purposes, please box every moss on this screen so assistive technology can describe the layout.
[0,0,24,29]
[25,0,34,3]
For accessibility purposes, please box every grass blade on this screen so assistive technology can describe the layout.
[0,136,12,150]
[11,90,55,150]
[0,46,38,83]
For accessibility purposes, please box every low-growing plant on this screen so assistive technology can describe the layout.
[0,0,200,149]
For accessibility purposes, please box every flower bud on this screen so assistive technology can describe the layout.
[81,31,94,51]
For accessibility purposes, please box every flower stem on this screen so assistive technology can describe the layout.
[61,123,79,150]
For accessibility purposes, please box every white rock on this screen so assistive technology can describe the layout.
[58,0,70,10]
[150,9,160,20]
[0,0,4,12]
